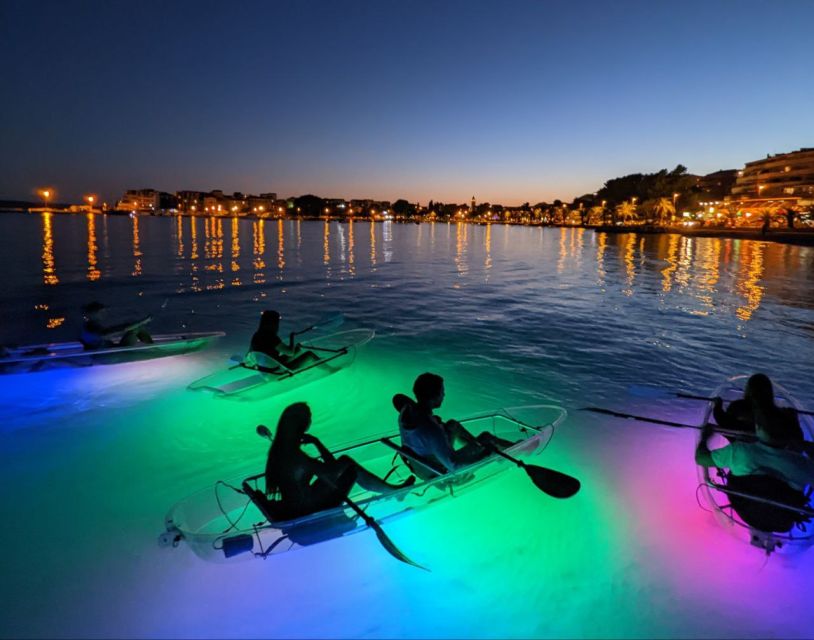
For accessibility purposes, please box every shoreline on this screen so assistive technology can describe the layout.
[4,208,814,247]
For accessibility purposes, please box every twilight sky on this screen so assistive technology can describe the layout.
[1,0,813,205]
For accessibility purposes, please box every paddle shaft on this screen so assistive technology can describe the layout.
[677,393,814,417]
[580,407,751,440]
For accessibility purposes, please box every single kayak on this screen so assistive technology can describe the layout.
[697,374,814,555]
[159,404,567,562]
[187,328,374,398]
[0,331,225,374]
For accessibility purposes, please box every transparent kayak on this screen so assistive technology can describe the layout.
[160,405,566,562]
[0,331,225,374]
[187,328,374,398]
[697,375,814,555]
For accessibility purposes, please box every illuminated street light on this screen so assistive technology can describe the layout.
[39,188,53,206]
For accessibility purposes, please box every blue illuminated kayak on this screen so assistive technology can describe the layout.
[187,328,374,398]
[0,332,225,374]
[697,375,814,555]
[158,405,566,562]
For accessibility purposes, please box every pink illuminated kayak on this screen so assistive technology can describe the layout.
[697,375,814,555]
[159,405,567,563]
[0,331,225,374]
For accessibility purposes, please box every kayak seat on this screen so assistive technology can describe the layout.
[241,479,357,545]
[242,480,288,522]
[724,473,811,533]
[381,437,445,481]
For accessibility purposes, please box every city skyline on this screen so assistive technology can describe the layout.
[1,0,813,205]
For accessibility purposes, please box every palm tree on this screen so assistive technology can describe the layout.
[652,197,675,226]
[588,205,605,225]
[616,201,636,224]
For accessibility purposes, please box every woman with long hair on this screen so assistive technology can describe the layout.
[265,403,414,519]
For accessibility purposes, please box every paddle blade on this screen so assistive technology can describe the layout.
[372,524,429,571]
[256,425,272,440]
[526,465,581,499]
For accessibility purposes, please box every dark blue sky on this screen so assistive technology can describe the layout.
[1,0,813,205]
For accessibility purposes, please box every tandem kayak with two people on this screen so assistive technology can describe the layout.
[159,402,576,566]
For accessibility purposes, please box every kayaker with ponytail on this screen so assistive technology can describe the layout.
[247,310,318,371]
[265,403,415,519]
[398,373,512,476]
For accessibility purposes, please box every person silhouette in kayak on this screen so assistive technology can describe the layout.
[712,373,803,442]
[80,301,153,350]
[398,373,512,476]
[246,310,319,372]
[265,403,415,519]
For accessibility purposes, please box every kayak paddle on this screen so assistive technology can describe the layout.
[481,441,581,499]
[255,425,426,571]
[627,384,814,417]
[289,312,345,347]
[579,407,753,440]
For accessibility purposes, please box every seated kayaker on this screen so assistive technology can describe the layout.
[696,408,814,494]
[80,301,153,350]
[246,310,319,372]
[398,372,512,477]
[265,403,415,520]
[712,373,803,442]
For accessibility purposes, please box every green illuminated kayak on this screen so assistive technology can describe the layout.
[187,328,374,398]
[158,405,566,563]
[697,375,814,555]
[0,331,225,374]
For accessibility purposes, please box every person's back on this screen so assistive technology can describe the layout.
[398,401,450,477]
[250,310,284,360]
[710,439,814,492]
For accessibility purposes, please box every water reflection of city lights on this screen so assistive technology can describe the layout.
[131,215,142,277]
[735,241,765,322]
[86,213,101,281]
[369,221,377,266]
[277,218,285,274]
[595,232,607,287]
[348,219,355,276]
[253,219,266,284]
[622,233,636,296]
[484,223,492,276]
[41,212,58,285]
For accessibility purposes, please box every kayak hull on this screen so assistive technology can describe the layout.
[697,375,814,555]
[0,332,225,374]
[187,328,373,399]
[161,405,566,562]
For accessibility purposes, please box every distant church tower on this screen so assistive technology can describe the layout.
[470,195,476,212]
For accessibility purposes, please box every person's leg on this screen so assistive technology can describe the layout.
[118,331,138,346]
[336,455,415,493]
[136,327,153,344]
[445,419,481,447]
[288,350,321,370]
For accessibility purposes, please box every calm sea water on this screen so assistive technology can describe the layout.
[1,212,814,638]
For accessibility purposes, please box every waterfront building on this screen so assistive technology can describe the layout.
[116,189,159,212]
[730,148,814,199]
[696,169,737,200]
[177,190,205,211]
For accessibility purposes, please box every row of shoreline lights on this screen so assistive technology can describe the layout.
[38,189,97,208]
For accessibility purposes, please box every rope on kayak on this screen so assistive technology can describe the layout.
[215,480,252,534]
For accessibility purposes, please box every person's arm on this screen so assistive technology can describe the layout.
[695,423,717,467]
[104,315,152,335]
[301,433,335,461]
[711,397,729,428]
